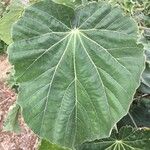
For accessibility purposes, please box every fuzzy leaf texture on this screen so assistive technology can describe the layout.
[39,127,150,150]
[8,0,144,149]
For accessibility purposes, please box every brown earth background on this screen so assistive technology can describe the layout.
[0,54,38,150]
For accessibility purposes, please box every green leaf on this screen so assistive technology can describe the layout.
[3,103,21,133]
[140,63,150,94]
[79,126,150,150]
[118,98,150,128]
[8,1,144,149]
[39,139,69,150]
[139,34,150,94]
[52,0,82,8]
[0,1,24,44]
[0,0,40,45]
[140,33,150,62]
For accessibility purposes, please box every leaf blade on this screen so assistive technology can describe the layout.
[79,126,150,150]
[8,1,145,149]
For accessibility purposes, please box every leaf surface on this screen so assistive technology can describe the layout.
[39,139,69,150]
[8,1,144,149]
[3,103,21,133]
[52,0,81,8]
[118,98,150,128]
[139,34,150,94]
[0,0,27,45]
[79,126,150,150]
[0,0,39,44]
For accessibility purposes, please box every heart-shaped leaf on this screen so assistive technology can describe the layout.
[8,0,144,149]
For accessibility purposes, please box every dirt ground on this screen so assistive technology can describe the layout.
[0,54,38,150]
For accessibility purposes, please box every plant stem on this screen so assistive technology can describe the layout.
[133,93,149,101]
[128,112,138,129]
[139,26,150,30]
[114,124,118,133]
